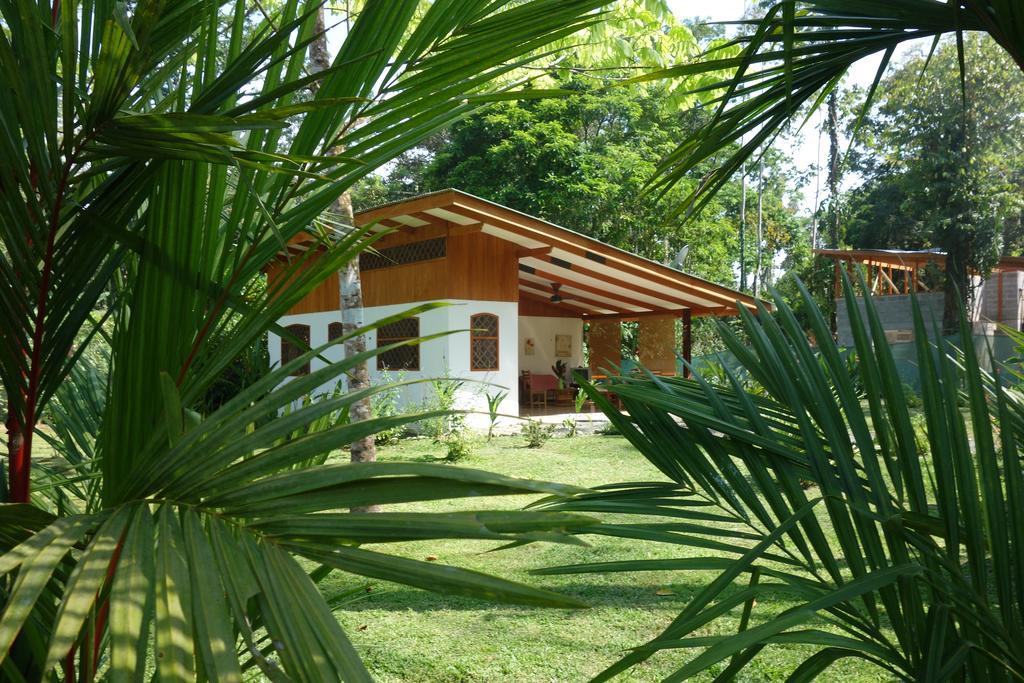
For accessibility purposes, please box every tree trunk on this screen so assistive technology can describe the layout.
[942,249,969,336]
[5,414,28,502]
[826,91,841,248]
[826,90,841,336]
[754,156,764,297]
[312,8,379,512]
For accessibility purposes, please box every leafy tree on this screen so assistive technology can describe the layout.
[0,1,608,678]
[640,0,1024,332]
[357,77,807,294]
[844,34,1024,318]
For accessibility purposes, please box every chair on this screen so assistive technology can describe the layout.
[522,371,547,409]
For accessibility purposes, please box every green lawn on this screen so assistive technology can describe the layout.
[324,435,887,683]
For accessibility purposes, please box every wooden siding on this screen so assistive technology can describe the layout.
[446,231,518,302]
[362,259,448,307]
[275,223,520,313]
[266,260,339,315]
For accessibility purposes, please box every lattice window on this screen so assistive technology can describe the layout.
[377,317,420,371]
[470,313,499,371]
[281,323,310,376]
[328,322,344,342]
[360,237,446,271]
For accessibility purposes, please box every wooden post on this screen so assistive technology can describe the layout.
[833,260,841,300]
[682,309,692,379]
[998,269,1005,324]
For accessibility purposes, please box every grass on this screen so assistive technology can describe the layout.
[324,434,886,682]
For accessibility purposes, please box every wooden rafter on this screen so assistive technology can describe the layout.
[582,306,738,322]
[519,265,669,312]
[530,253,707,310]
[438,196,757,310]
[518,281,629,313]
[518,287,600,314]
[407,211,449,229]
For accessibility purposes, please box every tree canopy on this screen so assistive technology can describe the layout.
[356,76,808,294]
[845,33,1024,273]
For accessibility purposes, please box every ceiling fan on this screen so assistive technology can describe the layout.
[547,282,580,303]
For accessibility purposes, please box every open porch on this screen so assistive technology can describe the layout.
[351,189,765,421]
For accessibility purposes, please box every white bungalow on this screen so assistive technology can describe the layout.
[268,189,760,427]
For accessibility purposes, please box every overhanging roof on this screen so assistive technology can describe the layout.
[816,248,1024,273]
[354,189,763,319]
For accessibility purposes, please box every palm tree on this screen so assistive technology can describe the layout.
[0,1,609,678]
[539,276,1024,680]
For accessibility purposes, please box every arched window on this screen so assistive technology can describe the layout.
[470,313,499,371]
[281,323,311,376]
[328,322,344,342]
[377,317,420,371]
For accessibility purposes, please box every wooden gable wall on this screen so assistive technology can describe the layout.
[270,223,520,315]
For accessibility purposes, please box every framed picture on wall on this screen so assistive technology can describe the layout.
[555,334,572,357]
[524,337,536,355]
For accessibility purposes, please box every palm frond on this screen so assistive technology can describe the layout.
[536,273,1024,680]
[639,0,1024,216]
[1,0,613,678]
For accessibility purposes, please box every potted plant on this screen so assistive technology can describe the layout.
[551,360,574,405]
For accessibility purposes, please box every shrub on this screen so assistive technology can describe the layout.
[561,417,577,438]
[521,419,555,448]
[443,431,474,462]
[372,370,406,446]
[421,375,464,440]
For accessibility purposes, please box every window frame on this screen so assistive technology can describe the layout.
[376,317,421,371]
[470,313,500,371]
[281,323,311,376]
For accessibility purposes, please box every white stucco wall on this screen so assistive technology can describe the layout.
[518,315,585,381]
[269,299,520,429]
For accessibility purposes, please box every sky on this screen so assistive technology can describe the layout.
[668,1,825,212]
[666,0,914,214]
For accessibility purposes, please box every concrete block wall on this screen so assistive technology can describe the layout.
[836,292,945,347]
[977,271,1024,328]
[836,271,1024,347]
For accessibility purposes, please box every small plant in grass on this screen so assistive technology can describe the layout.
[443,430,474,462]
[573,386,588,413]
[522,419,555,448]
[485,389,508,441]
[902,382,923,409]
[561,417,578,438]
[421,374,464,440]
[372,369,407,446]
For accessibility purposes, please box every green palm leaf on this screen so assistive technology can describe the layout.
[1,0,612,679]
[537,273,1024,680]
[640,0,1024,215]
